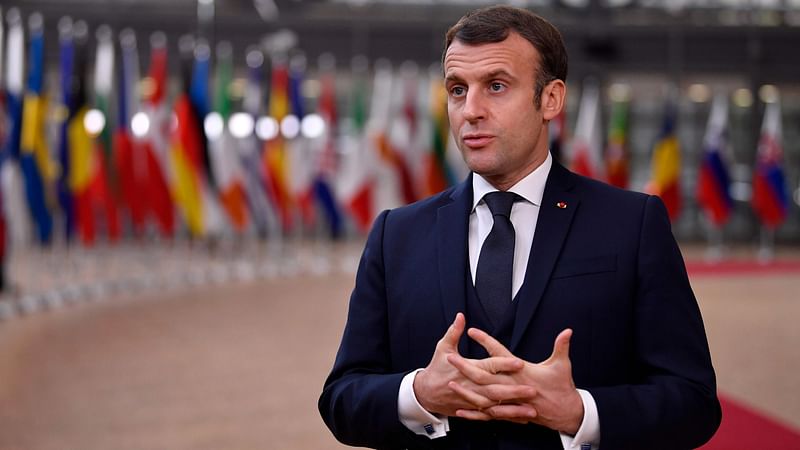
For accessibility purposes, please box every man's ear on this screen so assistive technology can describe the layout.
[540,79,566,121]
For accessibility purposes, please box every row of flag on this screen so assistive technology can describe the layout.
[0,9,464,253]
[566,81,791,231]
[0,9,795,260]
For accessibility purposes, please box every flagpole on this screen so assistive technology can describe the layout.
[0,238,21,320]
[310,200,333,278]
[0,243,17,319]
[704,223,724,263]
[757,226,775,264]
[18,242,43,315]
[0,292,14,320]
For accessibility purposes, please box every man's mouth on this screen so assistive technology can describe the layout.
[462,133,494,148]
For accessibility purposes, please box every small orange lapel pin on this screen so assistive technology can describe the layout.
[556,201,568,209]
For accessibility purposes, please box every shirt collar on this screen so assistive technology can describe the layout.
[471,152,552,212]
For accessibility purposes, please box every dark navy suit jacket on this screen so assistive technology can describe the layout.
[319,162,721,449]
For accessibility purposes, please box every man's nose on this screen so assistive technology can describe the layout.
[462,90,486,122]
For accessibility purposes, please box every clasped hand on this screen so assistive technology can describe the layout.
[413,313,584,435]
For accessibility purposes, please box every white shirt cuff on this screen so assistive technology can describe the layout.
[559,389,600,450]
[397,369,450,439]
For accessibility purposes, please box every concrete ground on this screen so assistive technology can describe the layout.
[0,244,798,449]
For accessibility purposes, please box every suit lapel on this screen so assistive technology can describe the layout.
[510,162,579,351]
[437,175,472,355]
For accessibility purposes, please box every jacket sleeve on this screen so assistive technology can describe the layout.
[589,195,722,449]
[318,210,425,449]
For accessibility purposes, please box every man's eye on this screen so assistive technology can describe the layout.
[490,82,505,92]
[450,86,465,97]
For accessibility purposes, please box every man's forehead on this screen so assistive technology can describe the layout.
[443,34,537,77]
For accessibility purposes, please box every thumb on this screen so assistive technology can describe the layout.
[546,328,573,364]
[440,312,466,351]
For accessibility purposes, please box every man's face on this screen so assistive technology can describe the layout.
[444,32,558,190]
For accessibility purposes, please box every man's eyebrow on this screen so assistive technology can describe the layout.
[444,69,515,83]
[484,69,514,81]
[444,73,463,83]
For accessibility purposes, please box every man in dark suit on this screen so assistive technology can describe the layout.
[319,5,721,449]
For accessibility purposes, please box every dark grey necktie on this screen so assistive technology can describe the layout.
[476,191,517,327]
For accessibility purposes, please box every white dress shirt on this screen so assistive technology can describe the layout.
[397,153,600,449]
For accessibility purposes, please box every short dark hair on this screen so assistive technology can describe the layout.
[443,5,568,107]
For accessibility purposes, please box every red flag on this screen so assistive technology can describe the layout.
[338,57,375,233]
[262,57,294,233]
[141,33,175,237]
[570,82,604,181]
[751,100,788,229]
[91,28,121,241]
[384,64,419,204]
[696,94,733,226]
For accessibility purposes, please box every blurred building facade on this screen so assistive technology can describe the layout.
[1,0,799,247]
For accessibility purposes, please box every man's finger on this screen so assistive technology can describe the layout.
[447,380,494,409]
[448,353,523,380]
[481,383,537,402]
[454,408,493,421]
[467,327,514,357]
[439,312,466,351]
[484,403,538,421]
[546,328,573,364]
[447,356,535,401]
[482,355,525,375]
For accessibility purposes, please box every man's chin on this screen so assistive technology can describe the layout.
[463,155,498,175]
[465,163,499,178]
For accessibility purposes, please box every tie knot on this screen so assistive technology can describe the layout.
[483,191,517,218]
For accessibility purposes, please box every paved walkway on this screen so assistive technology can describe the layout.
[0,244,798,449]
